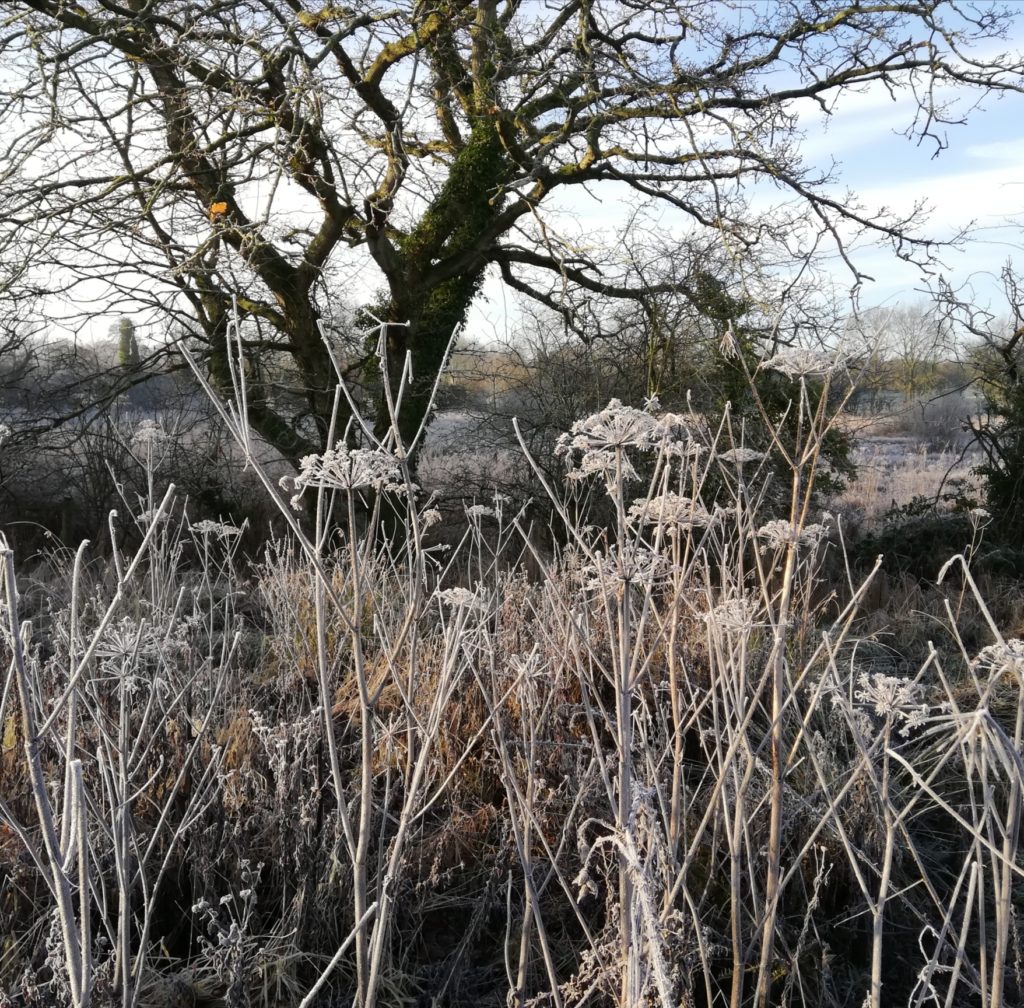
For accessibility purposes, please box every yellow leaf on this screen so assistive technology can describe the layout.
[2,715,16,753]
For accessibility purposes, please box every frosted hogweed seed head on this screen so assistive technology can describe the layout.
[762,347,849,378]
[137,506,170,525]
[653,410,698,435]
[465,504,496,519]
[507,649,547,680]
[95,616,159,661]
[755,518,829,551]
[566,447,639,485]
[435,587,484,610]
[581,546,668,593]
[628,492,713,529]
[854,673,916,715]
[969,507,991,528]
[421,508,442,529]
[284,444,402,508]
[972,639,1024,680]
[704,597,760,631]
[660,436,704,460]
[718,446,765,464]
[854,672,930,735]
[191,519,242,539]
[557,398,659,454]
[719,325,740,358]
[132,419,167,448]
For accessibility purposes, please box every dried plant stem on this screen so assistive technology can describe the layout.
[2,544,89,1008]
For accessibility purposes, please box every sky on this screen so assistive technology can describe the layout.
[796,74,1024,311]
[35,4,1024,347]
[464,47,1024,348]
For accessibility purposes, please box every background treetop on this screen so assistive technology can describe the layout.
[2,0,1022,463]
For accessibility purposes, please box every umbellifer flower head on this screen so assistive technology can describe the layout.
[754,518,830,551]
[718,447,765,464]
[190,519,242,539]
[132,419,167,449]
[761,348,848,378]
[556,399,659,456]
[971,639,1024,681]
[435,586,484,610]
[581,546,669,594]
[704,597,760,632]
[282,445,402,509]
[628,492,714,530]
[854,672,930,736]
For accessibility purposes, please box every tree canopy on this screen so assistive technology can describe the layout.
[1,0,1022,463]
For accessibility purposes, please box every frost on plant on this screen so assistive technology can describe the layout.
[281,445,402,509]
[754,518,830,551]
[761,347,849,378]
[136,506,171,526]
[652,410,703,448]
[556,398,659,455]
[628,492,714,531]
[581,547,669,594]
[132,419,168,449]
[191,520,243,539]
[435,586,485,610]
[854,673,930,736]
[95,616,160,667]
[971,639,1024,681]
[718,447,766,464]
[557,400,711,489]
[704,596,760,632]
[660,436,704,460]
[566,448,640,486]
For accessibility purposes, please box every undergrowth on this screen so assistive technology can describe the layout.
[2,337,1023,1008]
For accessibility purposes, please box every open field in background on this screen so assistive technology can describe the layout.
[832,394,980,521]
[419,408,984,534]
[836,436,981,523]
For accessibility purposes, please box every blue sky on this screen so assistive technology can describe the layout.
[796,72,1024,310]
[58,7,1024,345]
[466,45,1024,347]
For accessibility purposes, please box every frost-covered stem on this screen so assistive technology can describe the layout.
[347,489,375,1007]
[666,569,684,855]
[611,448,638,1008]
[992,675,1024,1008]
[71,760,91,1007]
[728,756,755,1008]
[991,762,1021,1008]
[754,470,801,1008]
[2,544,88,1008]
[60,541,90,857]
[38,485,176,737]
[511,728,537,1008]
[313,510,355,845]
[488,667,564,1008]
[870,726,895,1008]
[297,902,380,1008]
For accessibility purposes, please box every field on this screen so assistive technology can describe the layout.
[2,390,1023,1008]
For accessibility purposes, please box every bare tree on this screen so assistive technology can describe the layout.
[1,1,1022,463]
[939,264,1024,541]
[851,302,957,403]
